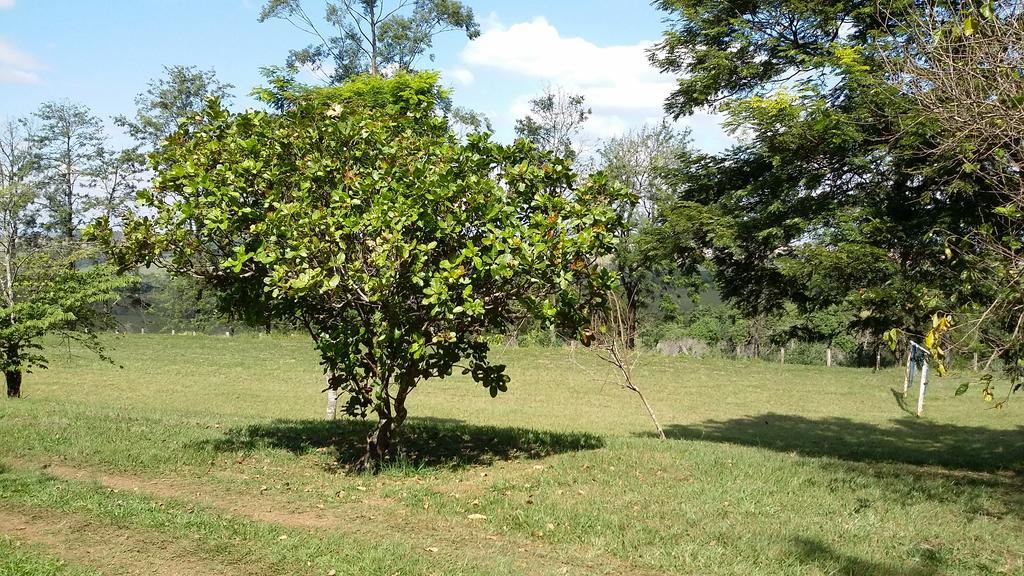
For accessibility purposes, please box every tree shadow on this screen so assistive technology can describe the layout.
[204,416,604,471]
[890,387,916,416]
[654,413,1024,520]
[655,413,1024,474]
[790,537,942,576]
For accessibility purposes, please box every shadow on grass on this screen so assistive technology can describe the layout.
[890,388,917,416]
[790,537,942,576]
[205,416,604,471]
[655,413,1024,474]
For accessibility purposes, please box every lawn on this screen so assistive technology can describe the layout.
[0,334,1021,575]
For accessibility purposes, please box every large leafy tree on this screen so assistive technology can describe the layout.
[258,0,479,81]
[0,119,133,398]
[647,0,991,349]
[881,0,1024,396]
[98,73,626,468]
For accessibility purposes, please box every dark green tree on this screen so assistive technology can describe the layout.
[647,0,991,348]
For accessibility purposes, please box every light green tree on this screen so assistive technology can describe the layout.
[0,119,134,398]
[98,73,627,468]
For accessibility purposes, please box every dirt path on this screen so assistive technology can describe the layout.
[0,505,233,576]
[10,459,661,576]
[41,462,340,530]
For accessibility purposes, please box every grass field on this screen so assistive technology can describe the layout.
[0,334,1021,575]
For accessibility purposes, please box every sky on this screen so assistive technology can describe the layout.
[0,0,730,152]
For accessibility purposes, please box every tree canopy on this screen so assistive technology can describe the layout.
[647,0,995,358]
[259,0,479,82]
[98,72,628,466]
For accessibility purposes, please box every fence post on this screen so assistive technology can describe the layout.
[902,348,914,397]
[917,359,929,417]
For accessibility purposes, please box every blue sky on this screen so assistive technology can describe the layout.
[1,0,728,151]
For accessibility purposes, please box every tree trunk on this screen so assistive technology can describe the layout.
[356,378,413,471]
[625,298,638,350]
[875,346,881,372]
[984,349,999,371]
[632,387,665,440]
[902,347,914,397]
[325,372,338,421]
[363,413,397,467]
[623,279,641,350]
[780,346,785,365]
[826,347,833,368]
[5,369,21,398]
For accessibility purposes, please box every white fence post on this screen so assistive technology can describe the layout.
[917,358,929,417]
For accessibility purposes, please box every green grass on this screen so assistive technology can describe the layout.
[0,334,1021,575]
[0,535,99,576]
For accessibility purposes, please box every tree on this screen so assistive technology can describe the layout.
[27,101,106,240]
[647,0,991,350]
[115,65,235,150]
[109,66,237,332]
[0,119,133,398]
[600,122,691,347]
[515,87,591,164]
[880,0,1024,399]
[589,291,666,438]
[97,73,627,468]
[258,0,479,81]
[89,147,143,227]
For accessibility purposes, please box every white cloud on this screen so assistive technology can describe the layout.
[0,0,14,10]
[447,67,475,86]
[0,38,43,84]
[460,16,713,144]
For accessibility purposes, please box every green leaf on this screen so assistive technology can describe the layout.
[954,382,969,396]
[963,16,977,36]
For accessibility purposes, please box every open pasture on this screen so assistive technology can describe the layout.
[0,334,1021,575]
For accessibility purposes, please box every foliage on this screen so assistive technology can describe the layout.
[258,0,479,81]
[115,65,235,151]
[880,0,1024,402]
[600,122,692,347]
[98,72,627,466]
[647,0,994,361]
[514,87,591,164]
[0,119,135,397]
